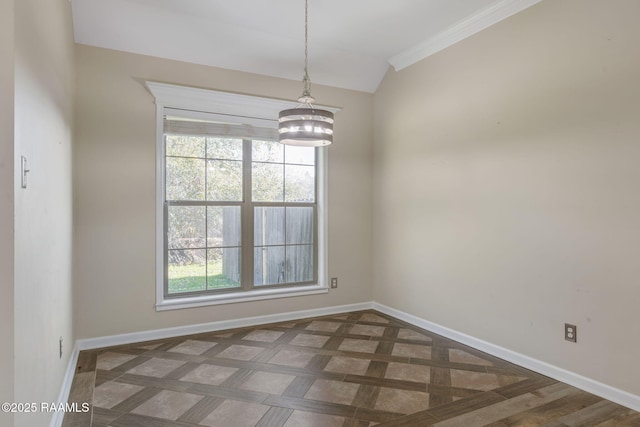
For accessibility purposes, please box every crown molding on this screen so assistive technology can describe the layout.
[389,0,543,71]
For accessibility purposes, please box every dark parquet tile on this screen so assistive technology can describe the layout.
[75,350,98,374]
[90,406,121,426]
[62,372,94,427]
[175,395,223,424]
[60,310,640,427]
[110,387,162,413]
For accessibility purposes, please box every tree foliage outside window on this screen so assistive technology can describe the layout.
[164,131,317,297]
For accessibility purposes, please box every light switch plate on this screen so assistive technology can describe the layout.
[21,156,29,189]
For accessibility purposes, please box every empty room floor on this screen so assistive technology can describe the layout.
[63,310,640,426]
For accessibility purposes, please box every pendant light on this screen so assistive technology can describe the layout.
[279,0,334,146]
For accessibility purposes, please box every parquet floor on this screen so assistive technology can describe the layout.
[63,310,640,426]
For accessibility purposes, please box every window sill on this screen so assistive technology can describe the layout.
[156,284,329,311]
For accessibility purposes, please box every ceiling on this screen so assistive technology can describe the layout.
[71,0,541,93]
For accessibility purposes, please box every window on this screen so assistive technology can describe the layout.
[165,133,244,295]
[147,83,332,310]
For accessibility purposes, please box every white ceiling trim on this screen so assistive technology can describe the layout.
[388,0,543,71]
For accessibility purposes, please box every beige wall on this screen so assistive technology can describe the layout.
[0,0,15,425]
[74,45,373,339]
[13,0,75,425]
[373,0,640,396]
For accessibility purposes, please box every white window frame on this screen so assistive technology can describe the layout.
[146,82,336,311]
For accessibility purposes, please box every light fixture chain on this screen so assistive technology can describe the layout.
[279,0,333,147]
[302,0,311,98]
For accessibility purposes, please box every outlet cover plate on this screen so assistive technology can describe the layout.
[564,323,577,343]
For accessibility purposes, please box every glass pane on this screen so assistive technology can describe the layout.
[285,245,314,283]
[166,157,205,201]
[207,137,243,160]
[206,159,242,201]
[168,206,206,249]
[252,163,284,202]
[285,145,315,165]
[254,246,285,286]
[252,139,284,163]
[208,206,241,247]
[285,164,315,202]
[168,249,206,294]
[166,135,205,158]
[286,207,313,245]
[207,248,241,289]
[254,207,285,246]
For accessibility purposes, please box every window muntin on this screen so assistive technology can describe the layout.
[163,122,317,298]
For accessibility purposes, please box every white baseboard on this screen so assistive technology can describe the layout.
[52,299,639,426]
[76,302,374,351]
[372,302,640,412]
[50,302,372,427]
[49,342,80,427]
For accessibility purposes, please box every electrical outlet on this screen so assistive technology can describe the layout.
[564,323,577,343]
[330,277,338,288]
[59,337,63,358]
